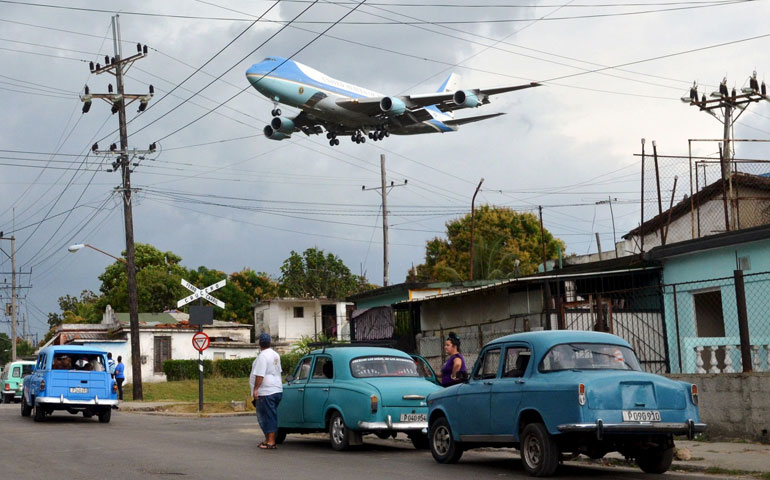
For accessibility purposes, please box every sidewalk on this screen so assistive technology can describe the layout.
[596,440,770,477]
[118,401,253,416]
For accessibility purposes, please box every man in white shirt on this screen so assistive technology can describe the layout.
[251,333,283,449]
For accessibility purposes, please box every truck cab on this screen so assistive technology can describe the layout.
[22,345,118,423]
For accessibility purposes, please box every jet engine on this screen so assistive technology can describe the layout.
[380,96,406,116]
[270,116,294,134]
[263,124,290,141]
[453,90,479,108]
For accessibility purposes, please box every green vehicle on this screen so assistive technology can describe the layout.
[1,361,36,403]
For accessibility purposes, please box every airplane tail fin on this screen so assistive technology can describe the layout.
[436,73,460,119]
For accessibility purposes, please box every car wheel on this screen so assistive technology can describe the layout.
[0,393,4,404]
[520,423,560,477]
[429,417,463,463]
[637,446,674,474]
[33,403,47,422]
[409,433,430,450]
[275,428,287,445]
[20,395,32,417]
[98,407,112,424]
[329,411,351,451]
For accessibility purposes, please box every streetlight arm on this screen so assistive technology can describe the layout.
[85,244,128,264]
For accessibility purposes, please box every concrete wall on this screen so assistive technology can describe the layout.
[255,300,351,343]
[668,373,770,441]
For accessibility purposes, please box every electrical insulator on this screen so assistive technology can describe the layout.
[95,63,100,70]
[104,55,109,65]
[137,43,142,53]
[110,143,117,151]
[731,87,737,98]
[138,101,147,112]
[111,103,119,114]
[84,85,90,95]
[92,143,99,152]
[701,94,706,103]
[149,85,154,95]
[149,142,156,152]
[143,45,148,54]
[89,61,95,71]
[108,84,114,93]
[763,82,767,96]
[82,100,92,114]
[111,57,115,65]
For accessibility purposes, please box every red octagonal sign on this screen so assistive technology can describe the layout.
[192,331,210,352]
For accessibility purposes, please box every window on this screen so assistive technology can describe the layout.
[693,290,726,337]
[503,347,531,378]
[295,357,313,380]
[350,356,419,378]
[12,367,20,377]
[312,356,334,379]
[37,354,46,370]
[154,336,172,373]
[213,352,225,361]
[539,343,641,372]
[473,348,501,380]
[293,306,304,318]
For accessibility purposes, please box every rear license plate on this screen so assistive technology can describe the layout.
[400,413,426,422]
[69,387,88,394]
[622,410,661,422]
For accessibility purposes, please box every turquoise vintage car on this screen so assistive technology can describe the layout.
[277,346,441,450]
[22,345,118,422]
[427,331,706,476]
[1,360,35,403]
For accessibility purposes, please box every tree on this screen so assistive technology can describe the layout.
[185,266,278,324]
[279,248,374,299]
[409,205,565,282]
[0,333,11,364]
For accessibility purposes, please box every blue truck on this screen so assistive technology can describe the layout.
[22,345,119,423]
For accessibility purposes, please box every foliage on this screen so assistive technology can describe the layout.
[290,334,343,355]
[214,357,255,378]
[279,247,374,299]
[185,266,278,324]
[122,377,250,403]
[0,333,11,364]
[408,205,565,282]
[15,339,36,358]
[281,352,303,376]
[48,290,101,328]
[162,355,300,381]
[163,359,215,381]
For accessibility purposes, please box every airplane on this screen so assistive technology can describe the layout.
[245,56,540,146]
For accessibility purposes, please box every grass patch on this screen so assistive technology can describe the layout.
[122,377,251,404]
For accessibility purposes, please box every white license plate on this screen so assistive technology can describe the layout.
[69,387,88,394]
[622,410,661,422]
[400,413,426,422]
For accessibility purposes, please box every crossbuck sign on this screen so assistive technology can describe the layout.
[177,279,226,309]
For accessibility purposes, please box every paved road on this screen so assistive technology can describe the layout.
[0,404,730,480]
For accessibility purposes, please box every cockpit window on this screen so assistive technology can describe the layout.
[262,57,277,62]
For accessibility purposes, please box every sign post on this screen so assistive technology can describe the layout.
[178,278,226,413]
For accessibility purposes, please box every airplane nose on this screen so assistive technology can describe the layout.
[246,63,262,76]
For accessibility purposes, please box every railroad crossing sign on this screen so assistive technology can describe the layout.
[192,331,210,352]
[177,278,226,309]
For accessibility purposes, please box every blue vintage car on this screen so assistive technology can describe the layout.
[22,345,119,423]
[277,346,441,450]
[427,331,706,476]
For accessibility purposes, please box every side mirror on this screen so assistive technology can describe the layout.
[285,375,295,383]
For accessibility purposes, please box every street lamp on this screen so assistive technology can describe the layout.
[68,243,127,264]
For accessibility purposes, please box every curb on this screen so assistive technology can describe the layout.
[120,410,254,417]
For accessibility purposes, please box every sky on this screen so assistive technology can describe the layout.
[1,0,770,340]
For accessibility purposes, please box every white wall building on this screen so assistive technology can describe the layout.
[253,298,353,345]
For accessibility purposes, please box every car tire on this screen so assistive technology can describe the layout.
[20,394,32,417]
[429,417,463,463]
[275,429,287,445]
[520,423,560,477]
[329,411,354,451]
[98,407,112,424]
[637,446,674,474]
[409,433,430,450]
[0,393,4,404]
[33,403,46,422]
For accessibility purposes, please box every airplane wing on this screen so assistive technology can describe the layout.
[443,112,506,126]
[335,82,540,116]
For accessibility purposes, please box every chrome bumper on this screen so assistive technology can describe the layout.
[36,395,119,407]
[358,415,427,431]
[558,419,707,440]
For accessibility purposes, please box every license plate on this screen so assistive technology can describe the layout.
[400,413,426,422]
[69,387,88,394]
[622,410,661,422]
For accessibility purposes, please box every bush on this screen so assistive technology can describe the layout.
[281,352,303,376]
[163,359,214,381]
[216,357,255,378]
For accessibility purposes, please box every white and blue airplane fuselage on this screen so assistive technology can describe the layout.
[246,56,539,146]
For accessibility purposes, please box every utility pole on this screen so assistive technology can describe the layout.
[595,197,618,258]
[538,206,552,330]
[682,74,768,229]
[469,178,484,281]
[362,155,406,287]
[0,232,17,360]
[80,15,155,400]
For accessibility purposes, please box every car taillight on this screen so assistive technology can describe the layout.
[578,383,586,406]
[40,380,45,391]
[691,384,699,406]
[3,383,9,391]
[370,395,378,413]
[113,382,118,393]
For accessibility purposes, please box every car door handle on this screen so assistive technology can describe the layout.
[515,380,526,385]
[297,388,304,392]
[483,381,494,385]
[322,388,329,392]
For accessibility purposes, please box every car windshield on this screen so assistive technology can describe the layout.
[52,353,105,371]
[22,364,35,375]
[539,343,641,372]
[350,356,420,378]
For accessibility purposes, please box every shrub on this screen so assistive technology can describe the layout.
[281,352,303,376]
[163,354,302,381]
[216,357,255,378]
[163,359,214,381]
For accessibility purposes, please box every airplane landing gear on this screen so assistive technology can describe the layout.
[327,132,339,146]
[369,125,388,142]
[351,132,366,144]
[271,108,281,117]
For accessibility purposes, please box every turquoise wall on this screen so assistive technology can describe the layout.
[661,239,770,373]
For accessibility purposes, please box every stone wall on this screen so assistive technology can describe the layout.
[667,373,770,441]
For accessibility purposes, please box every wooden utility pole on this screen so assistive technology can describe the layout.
[469,178,484,281]
[81,15,155,400]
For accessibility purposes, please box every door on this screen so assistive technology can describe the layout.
[490,344,532,436]
[321,305,337,339]
[303,355,333,427]
[455,346,501,437]
[411,354,439,385]
[280,356,312,426]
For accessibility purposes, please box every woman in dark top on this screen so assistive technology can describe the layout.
[440,332,467,387]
